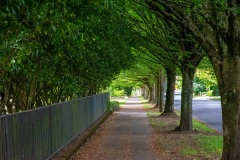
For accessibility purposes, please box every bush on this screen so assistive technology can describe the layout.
[206,86,220,96]
[107,101,120,111]
[210,85,220,96]
[206,90,213,96]
[111,89,125,97]
[193,83,206,96]
[124,87,132,96]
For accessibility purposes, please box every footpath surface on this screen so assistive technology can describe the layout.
[71,96,158,160]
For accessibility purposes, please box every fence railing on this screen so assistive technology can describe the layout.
[0,92,109,160]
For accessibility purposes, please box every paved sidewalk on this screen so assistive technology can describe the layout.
[71,96,158,160]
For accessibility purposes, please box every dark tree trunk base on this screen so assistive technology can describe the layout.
[174,126,197,132]
[174,126,181,131]
[164,68,176,114]
[153,104,158,109]
[160,112,178,117]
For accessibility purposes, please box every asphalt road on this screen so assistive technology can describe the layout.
[174,95,223,133]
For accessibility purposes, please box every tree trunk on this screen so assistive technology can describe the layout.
[176,66,195,131]
[141,87,145,97]
[152,83,157,104]
[156,74,160,109]
[156,70,165,112]
[148,85,154,102]
[0,80,11,114]
[159,70,165,112]
[144,0,240,158]
[146,84,153,102]
[142,85,149,99]
[29,77,37,109]
[6,84,13,114]
[164,68,176,114]
[210,55,240,160]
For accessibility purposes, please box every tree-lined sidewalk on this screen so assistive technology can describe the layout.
[71,97,159,160]
[67,96,222,159]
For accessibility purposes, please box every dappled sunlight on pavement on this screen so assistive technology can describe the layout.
[121,96,144,109]
[121,104,143,108]
[114,111,147,117]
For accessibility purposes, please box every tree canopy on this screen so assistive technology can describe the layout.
[1,0,240,159]
[0,0,136,113]
[136,0,240,159]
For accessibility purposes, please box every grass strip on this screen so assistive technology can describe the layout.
[149,118,166,128]
[119,101,126,105]
[196,135,223,156]
[193,118,215,133]
[208,96,221,100]
[147,110,222,158]
[143,104,153,109]
[181,147,198,156]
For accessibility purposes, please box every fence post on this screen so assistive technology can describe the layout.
[49,105,53,156]
[4,116,9,160]
[31,111,34,160]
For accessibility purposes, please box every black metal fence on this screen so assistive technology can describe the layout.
[0,92,109,160]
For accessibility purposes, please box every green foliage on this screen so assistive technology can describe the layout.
[181,134,222,158]
[109,61,160,98]
[148,109,222,158]
[210,85,220,96]
[206,90,213,96]
[128,4,180,69]
[181,147,198,156]
[194,57,219,96]
[149,117,167,128]
[111,89,125,97]
[110,85,133,97]
[193,119,215,133]
[208,96,221,100]
[0,0,136,113]
[143,104,153,109]
[193,80,207,96]
[107,101,120,111]
[196,135,223,156]
[123,87,133,96]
